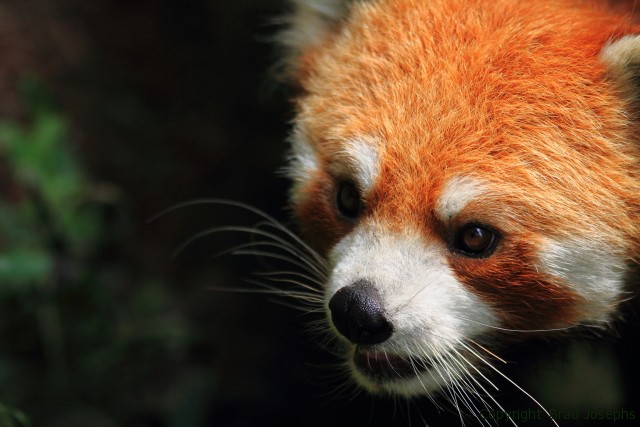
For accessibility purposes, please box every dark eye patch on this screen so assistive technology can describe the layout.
[336,180,362,220]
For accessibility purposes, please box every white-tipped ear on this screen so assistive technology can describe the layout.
[279,0,356,72]
[600,35,640,101]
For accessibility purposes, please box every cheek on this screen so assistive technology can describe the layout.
[293,172,352,256]
[447,239,581,330]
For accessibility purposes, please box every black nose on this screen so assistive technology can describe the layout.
[328,280,393,345]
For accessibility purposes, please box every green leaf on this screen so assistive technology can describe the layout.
[0,79,102,249]
[0,250,52,286]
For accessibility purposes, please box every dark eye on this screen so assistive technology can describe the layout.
[336,181,362,219]
[453,224,498,257]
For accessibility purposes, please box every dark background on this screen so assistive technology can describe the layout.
[0,1,638,426]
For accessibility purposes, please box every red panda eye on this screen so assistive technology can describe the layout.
[336,181,362,219]
[453,224,498,257]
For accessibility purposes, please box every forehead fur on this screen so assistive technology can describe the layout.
[435,176,486,222]
[329,137,380,193]
[293,0,640,249]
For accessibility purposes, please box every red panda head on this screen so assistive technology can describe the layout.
[281,0,640,397]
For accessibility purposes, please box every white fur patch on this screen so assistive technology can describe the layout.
[537,239,626,324]
[331,138,380,194]
[600,35,640,96]
[600,35,640,71]
[327,221,498,395]
[435,176,486,221]
[285,125,319,204]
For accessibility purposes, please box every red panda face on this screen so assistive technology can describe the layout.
[283,0,640,398]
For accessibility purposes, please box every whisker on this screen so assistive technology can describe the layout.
[441,351,488,400]
[173,225,327,279]
[204,282,321,306]
[434,351,484,427]
[232,249,324,277]
[417,334,509,423]
[421,349,464,426]
[459,317,580,333]
[266,297,319,312]
[449,345,500,392]
[251,220,328,270]
[253,220,328,268]
[459,341,559,427]
[405,347,443,412]
[256,270,325,289]
[242,278,323,306]
[446,346,515,427]
[171,225,270,258]
[148,198,326,268]
[465,338,508,365]
[204,286,298,295]
[213,239,326,279]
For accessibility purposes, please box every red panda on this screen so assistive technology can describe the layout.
[275,0,639,423]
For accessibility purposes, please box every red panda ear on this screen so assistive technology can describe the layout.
[279,0,358,77]
[600,35,640,106]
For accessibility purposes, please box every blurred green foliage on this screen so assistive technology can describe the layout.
[0,77,98,283]
[0,79,204,426]
[0,77,104,425]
